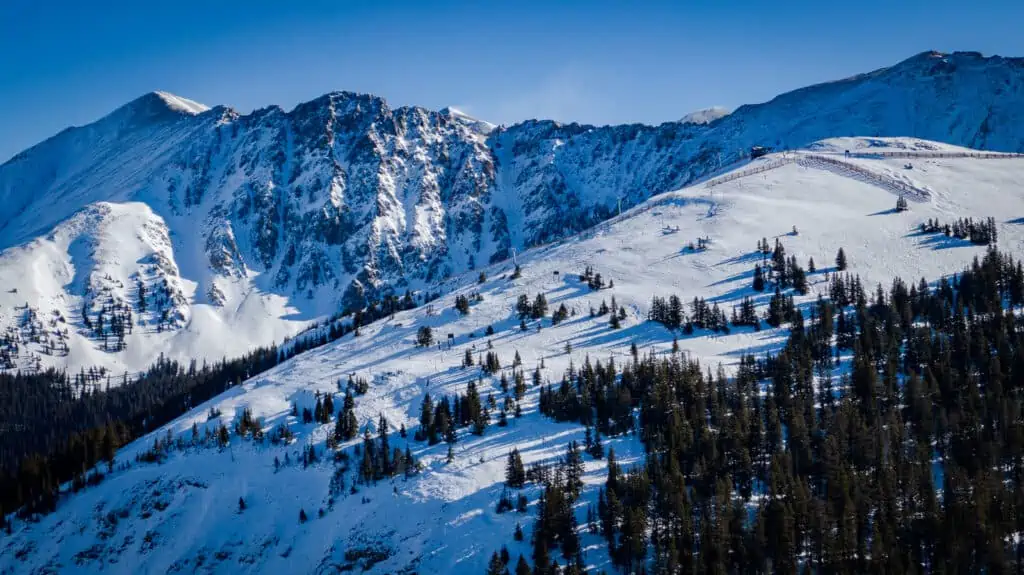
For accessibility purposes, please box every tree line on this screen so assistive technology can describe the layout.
[0,292,423,521]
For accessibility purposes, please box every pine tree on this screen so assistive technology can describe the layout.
[506,448,526,488]
[322,393,334,422]
[516,294,532,319]
[486,551,509,575]
[589,430,605,459]
[335,390,358,441]
[217,424,230,447]
[564,441,584,499]
[416,325,434,347]
[792,261,808,295]
[455,295,469,315]
[531,293,548,319]
[377,414,392,476]
[835,247,847,271]
[418,393,434,442]
[609,311,621,329]
[753,264,766,291]
[514,555,530,575]
[314,395,324,424]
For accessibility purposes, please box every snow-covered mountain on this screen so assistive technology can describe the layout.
[680,106,731,125]
[2,51,1024,375]
[4,137,1023,574]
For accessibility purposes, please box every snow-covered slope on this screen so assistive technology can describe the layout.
[0,201,305,373]
[2,51,1024,376]
[4,138,1023,573]
[680,106,731,125]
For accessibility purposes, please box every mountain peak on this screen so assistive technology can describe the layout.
[150,91,210,115]
[891,49,1024,70]
[100,91,209,130]
[680,106,731,125]
[440,106,496,132]
[901,49,948,63]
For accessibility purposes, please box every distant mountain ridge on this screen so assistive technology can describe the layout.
[1,50,1022,374]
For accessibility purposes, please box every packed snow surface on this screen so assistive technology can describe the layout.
[3,138,1024,574]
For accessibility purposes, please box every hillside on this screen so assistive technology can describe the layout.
[2,51,1024,376]
[3,138,1023,573]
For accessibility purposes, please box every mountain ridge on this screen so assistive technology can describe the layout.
[1,50,1023,375]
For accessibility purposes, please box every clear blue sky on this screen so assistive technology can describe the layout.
[2,0,1023,161]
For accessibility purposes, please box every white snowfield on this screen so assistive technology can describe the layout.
[0,199,309,376]
[3,138,1024,574]
[152,91,210,116]
[680,106,731,125]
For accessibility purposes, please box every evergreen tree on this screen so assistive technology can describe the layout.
[609,311,621,329]
[516,294,532,319]
[589,430,605,459]
[455,294,471,315]
[514,555,530,575]
[418,326,436,347]
[322,393,334,422]
[506,448,526,488]
[835,247,847,271]
[335,390,358,441]
[753,264,766,291]
[486,551,509,575]
[418,393,434,442]
[531,294,548,319]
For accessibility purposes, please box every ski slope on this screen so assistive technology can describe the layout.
[4,138,1024,574]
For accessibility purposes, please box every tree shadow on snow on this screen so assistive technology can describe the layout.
[867,208,898,216]
[911,233,976,251]
[706,267,755,288]
[707,285,773,306]
[715,250,765,267]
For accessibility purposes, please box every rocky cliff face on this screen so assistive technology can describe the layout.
[1,50,1022,372]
